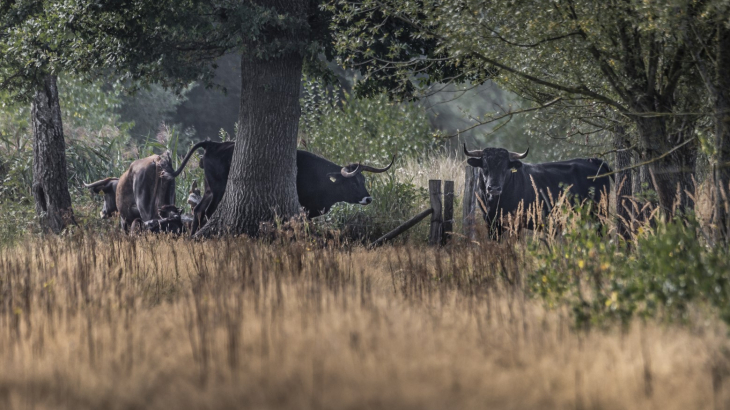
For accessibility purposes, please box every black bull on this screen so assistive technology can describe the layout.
[464,145,613,234]
[164,141,395,234]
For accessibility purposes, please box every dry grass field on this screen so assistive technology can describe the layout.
[1,228,728,410]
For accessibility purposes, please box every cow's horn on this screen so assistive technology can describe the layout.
[360,155,396,174]
[341,164,361,178]
[509,148,529,160]
[463,144,483,158]
[83,177,118,189]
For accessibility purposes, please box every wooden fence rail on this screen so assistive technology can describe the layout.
[369,179,454,248]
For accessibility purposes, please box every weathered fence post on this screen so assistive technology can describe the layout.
[462,166,479,240]
[429,180,443,245]
[442,180,454,245]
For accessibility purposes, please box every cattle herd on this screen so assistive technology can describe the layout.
[85,141,395,235]
[85,142,613,237]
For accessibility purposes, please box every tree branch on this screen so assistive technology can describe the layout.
[440,97,563,139]
[588,136,697,179]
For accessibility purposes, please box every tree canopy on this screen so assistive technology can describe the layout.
[327,0,730,214]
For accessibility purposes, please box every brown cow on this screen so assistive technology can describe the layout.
[85,152,176,232]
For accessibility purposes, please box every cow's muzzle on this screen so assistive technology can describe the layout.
[487,186,502,196]
[359,196,373,205]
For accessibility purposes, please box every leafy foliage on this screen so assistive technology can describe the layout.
[0,75,131,200]
[326,0,715,212]
[300,76,438,164]
[120,84,190,143]
[529,208,730,328]
[322,172,429,243]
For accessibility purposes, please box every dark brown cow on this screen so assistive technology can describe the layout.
[85,152,176,232]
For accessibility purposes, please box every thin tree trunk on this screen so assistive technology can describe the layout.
[613,126,633,238]
[195,2,306,237]
[714,24,730,242]
[31,75,76,233]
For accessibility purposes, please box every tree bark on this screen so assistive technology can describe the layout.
[714,23,730,242]
[31,75,76,234]
[195,2,307,237]
[613,126,633,238]
[634,108,696,218]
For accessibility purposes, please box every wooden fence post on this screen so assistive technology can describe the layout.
[442,180,454,245]
[462,166,479,240]
[429,180,443,246]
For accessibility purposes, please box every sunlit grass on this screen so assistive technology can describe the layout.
[0,229,727,409]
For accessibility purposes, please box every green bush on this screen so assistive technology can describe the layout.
[299,77,438,165]
[322,172,428,243]
[528,208,730,329]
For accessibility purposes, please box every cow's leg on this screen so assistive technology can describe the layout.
[191,193,213,235]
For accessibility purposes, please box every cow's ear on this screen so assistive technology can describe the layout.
[510,160,523,171]
[467,158,482,168]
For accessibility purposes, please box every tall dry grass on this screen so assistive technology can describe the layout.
[398,149,466,197]
[0,229,728,410]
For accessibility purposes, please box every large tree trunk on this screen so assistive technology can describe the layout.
[634,112,695,218]
[713,24,730,242]
[31,75,76,234]
[195,2,306,237]
[613,127,633,238]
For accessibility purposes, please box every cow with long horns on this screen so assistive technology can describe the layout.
[85,152,176,232]
[464,145,612,235]
[164,141,395,234]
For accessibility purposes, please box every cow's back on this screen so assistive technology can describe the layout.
[116,154,177,230]
[527,158,611,201]
[481,158,612,229]
[115,166,136,227]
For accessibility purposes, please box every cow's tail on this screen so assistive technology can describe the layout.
[162,140,213,179]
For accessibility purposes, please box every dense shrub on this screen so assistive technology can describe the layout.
[299,77,438,164]
[322,172,429,243]
[528,206,730,328]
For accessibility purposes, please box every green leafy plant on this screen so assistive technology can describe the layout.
[322,172,428,243]
[299,76,439,165]
[529,207,730,329]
